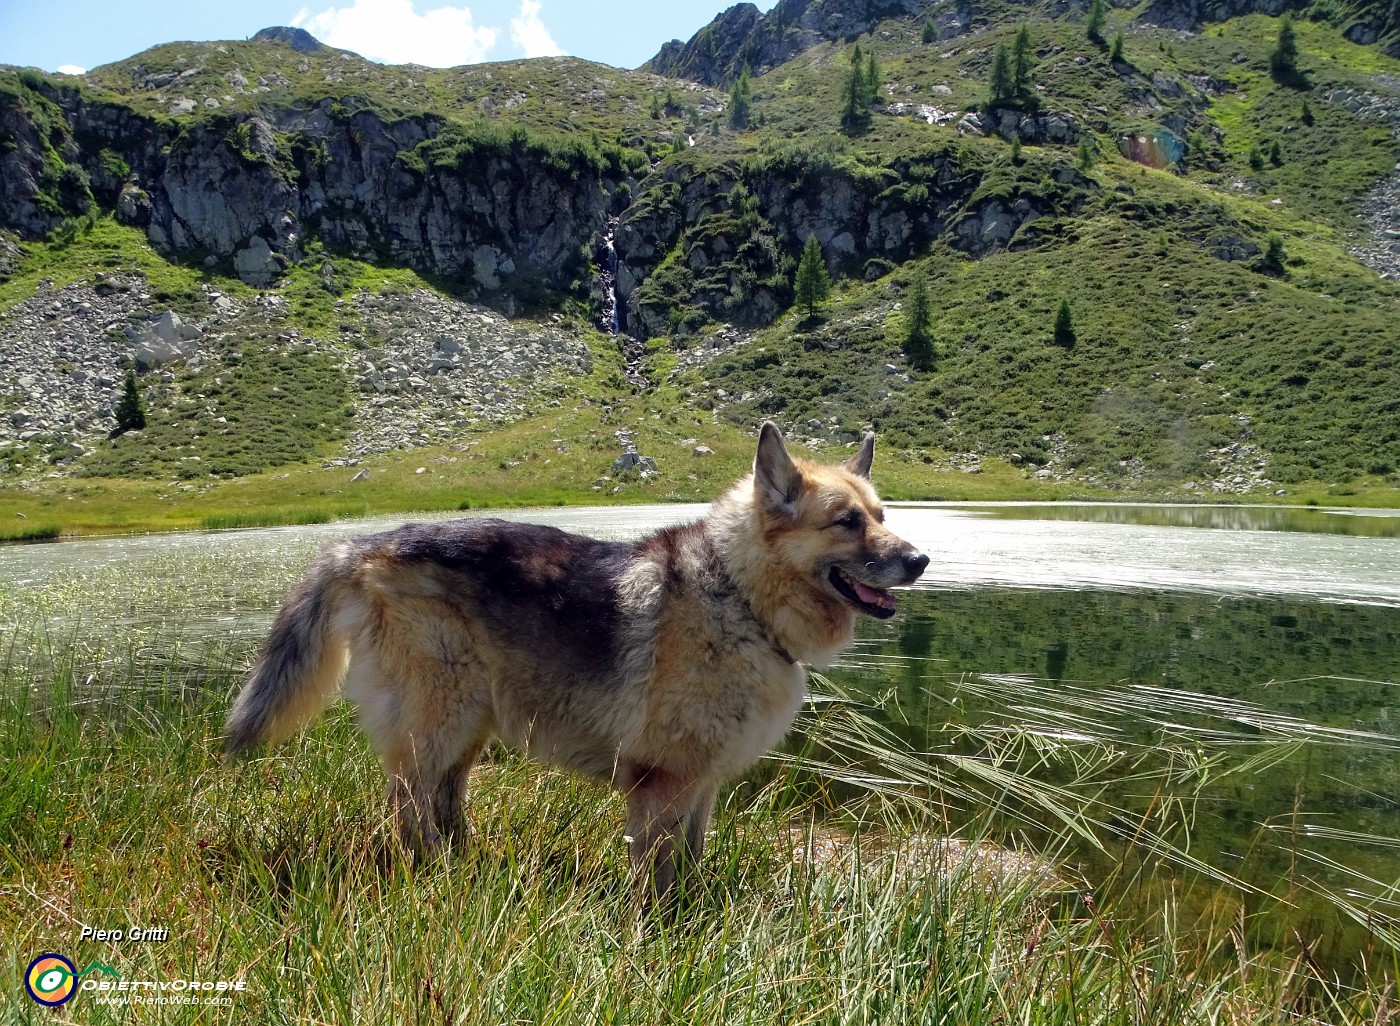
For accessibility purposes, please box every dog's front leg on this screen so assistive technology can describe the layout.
[624,766,706,912]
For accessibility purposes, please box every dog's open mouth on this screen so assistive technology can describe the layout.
[829,567,897,619]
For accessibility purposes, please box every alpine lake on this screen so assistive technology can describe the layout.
[3,501,1398,978]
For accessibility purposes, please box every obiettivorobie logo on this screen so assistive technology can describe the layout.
[24,952,247,1008]
[24,954,119,1007]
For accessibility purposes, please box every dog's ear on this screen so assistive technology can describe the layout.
[754,421,799,514]
[843,432,875,480]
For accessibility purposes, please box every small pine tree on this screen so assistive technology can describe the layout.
[794,234,831,318]
[1086,0,1107,43]
[649,94,662,119]
[988,44,1014,107]
[1270,12,1300,84]
[1300,98,1314,125]
[1012,25,1034,99]
[922,19,936,44]
[1248,143,1264,170]
[729,68,752,129]
[1010,135,1024,164]
[902,276,934,368]
[842,67,870,133]
[1076,136,1095,171]
[1261,232,1288,274]
[1110,29,1125,62]
[114,369,146,433]
[841,47,880,132]
[1053,298,1076,348]
[1268,139,1283,165]
[865,52,881,106]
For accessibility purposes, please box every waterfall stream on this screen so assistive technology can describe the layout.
[595,218,647,388]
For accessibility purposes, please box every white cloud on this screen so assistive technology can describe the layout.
[292,0,498,67]
[56,65,87,76]
[509,0,564,58]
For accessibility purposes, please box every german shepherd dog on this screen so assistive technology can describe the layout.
[224,423,927,905]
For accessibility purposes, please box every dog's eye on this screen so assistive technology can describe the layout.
[831,510,864,529]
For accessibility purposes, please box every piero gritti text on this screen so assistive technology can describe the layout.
[80,925,170,943]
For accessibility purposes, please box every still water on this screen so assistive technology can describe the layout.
[3,502,1398,969]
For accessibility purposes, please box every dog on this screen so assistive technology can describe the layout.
[224,422,928,906]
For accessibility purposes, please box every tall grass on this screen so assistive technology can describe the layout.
[200,509,332,531]
[199,506,367,531]
[0,521,61,543]
[1,619,1397,1023]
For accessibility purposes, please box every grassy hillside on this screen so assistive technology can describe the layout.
[70,40,721,155]
[1,4,1399,521]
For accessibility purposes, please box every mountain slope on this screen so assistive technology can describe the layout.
[645,0,1400,85]
[0,6,1398,498]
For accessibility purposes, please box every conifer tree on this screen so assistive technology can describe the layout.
[114,369,146,433]
[865,52,881,106]
[988,44,1014,107]
[922,19,936,44]
[1086,0,1107,43]
[1053,298,1076,348]
[841,47,878,132]
[729,68,752,128]
[1270,13,1299,84]
[1110,29,1125,62]
[1012,25,1034,99]
[794,234,831,318]
[902,276,934,369]
[1076,136,1095,171]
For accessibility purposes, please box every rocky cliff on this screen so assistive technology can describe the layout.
[645,0,934,85]
[1,81,639,310]
[0,50,1093,333]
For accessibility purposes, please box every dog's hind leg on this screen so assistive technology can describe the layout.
[380,722,491,858]
[429,736,489,848]
[347,642,492,858]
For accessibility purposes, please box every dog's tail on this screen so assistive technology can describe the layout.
[224,544,355,758]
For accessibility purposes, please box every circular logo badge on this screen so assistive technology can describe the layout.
[25,954,78,1007]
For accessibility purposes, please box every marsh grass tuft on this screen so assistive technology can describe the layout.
[200,509,334,531]
[0,521,61,542]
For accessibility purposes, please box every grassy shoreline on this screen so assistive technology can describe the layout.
[3,407,1397,542]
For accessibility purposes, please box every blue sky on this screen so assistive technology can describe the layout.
[0,0,777,74]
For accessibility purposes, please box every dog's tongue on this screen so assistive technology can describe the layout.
[852,579,895,610]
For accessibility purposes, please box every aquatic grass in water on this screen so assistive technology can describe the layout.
[796,669,1400,976]
[200,505,369,531]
